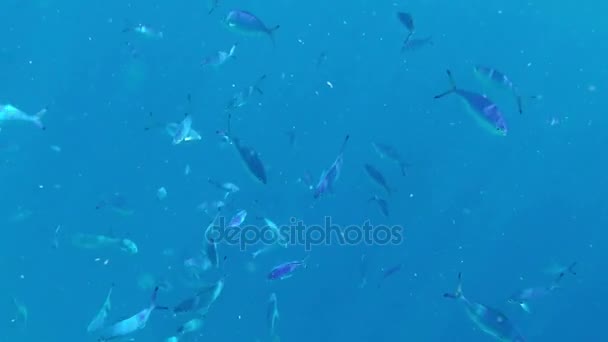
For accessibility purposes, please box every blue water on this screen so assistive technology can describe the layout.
[1,0,606,341]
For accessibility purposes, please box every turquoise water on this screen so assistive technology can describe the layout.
[1,1,605,341]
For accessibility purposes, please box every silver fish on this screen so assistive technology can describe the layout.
[99,287,165,341]
[267,293,279,337]
[0,104,46,131]
[364,164,392,195]
[87,284,114,333]
[444,273,525,342]
[225,10,280,45]
[371,142,410,176]
[166,115,201,145]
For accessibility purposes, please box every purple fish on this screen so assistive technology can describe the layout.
[267,258,308,280]
[228,209,247,228]
[313,135,350,199]
[225,10,280,45]
[434,70,508,136]
[99,287,164,341]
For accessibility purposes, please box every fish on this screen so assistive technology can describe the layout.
[123,24,164,39]
[508,265,577,313]
[434,69,508,136]
[120,239,138,254]
[0,104,46,130]
[402,36,433,52]
[71,233,138,254]
[225,10,280,45]
[313,135,350,199]
[285,128,296,148]
[507,285,556,313]
[267,257,308,280]
[99,287,166,341]
[12,298,27,330]
[228,209,248,228]
[166,115,201,145]
[226,75,266,111]
[220,112,267,184]
[233,138,267,184]
[364,164,392,195]
[197,200,226,215]
[267,293,279,337]
[95,193,134,216]
[252,217,288,259]
[371,142,410,176]
[207,178,240,199]
[544,261,577,278]
[444,273,526,342]
[202,43,237,68]
[204,212,221,269]
[87,284,114,333]
[397,12,415,32]
[207,0,219,14]
[316,51,328,69]
[172,278,225,315]
[377,263,402,288]
[177,318,204,335]
[369,195,389,217]
[396,12,415,50]
[358,254,368,288]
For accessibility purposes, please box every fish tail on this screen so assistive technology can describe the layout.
[207,2,217,15]
[553,261,578,284]
[338,134,350,154]
[267,25,280,46]
[516,94,524,114]
[443,272,464,300]
[566,261,578,276]
[150,286,161,308]
[400,31,414,53]
[434,70,457,99]
[33,108,47,130]
[254,74,266,95]
[399,161,409,176]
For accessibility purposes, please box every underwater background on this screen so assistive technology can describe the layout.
[1,0,606,341]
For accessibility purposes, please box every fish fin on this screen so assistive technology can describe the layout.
[185,129,202,141]
[443,272,463,299]
[166,123,179,137]
[33,108,47,130]
[520,302,531,313]
[434,70,458,99]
